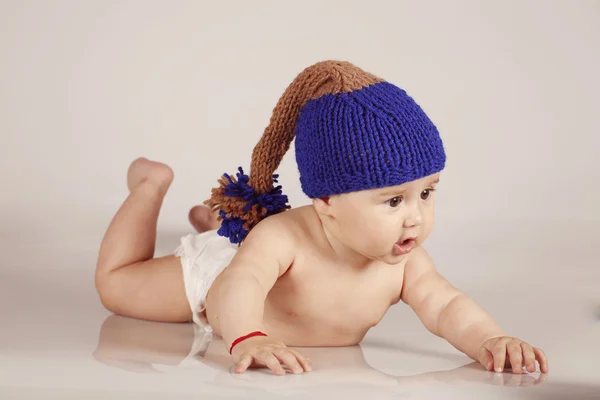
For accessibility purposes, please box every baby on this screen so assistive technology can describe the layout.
[95,60,548,376]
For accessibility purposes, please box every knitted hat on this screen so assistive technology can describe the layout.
[204,60,446,244]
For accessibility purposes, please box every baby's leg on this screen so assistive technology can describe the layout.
[188,205,220,233]
[95,157,191,323]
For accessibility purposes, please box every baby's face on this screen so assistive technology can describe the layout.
[320,173,440,265]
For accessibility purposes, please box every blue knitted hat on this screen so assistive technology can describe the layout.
[205,60,446,244]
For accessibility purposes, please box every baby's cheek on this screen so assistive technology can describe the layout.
[351,227,381,249]
[419,221,434,243]
[358,223,384,239]
[348,215,391,247]
[363,228,394,250]
[352,228,376,245]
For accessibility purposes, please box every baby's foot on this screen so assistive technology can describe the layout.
[126,157,174,193]
[189,205,220,233]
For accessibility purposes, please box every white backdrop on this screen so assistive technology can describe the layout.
[1,0,599,276]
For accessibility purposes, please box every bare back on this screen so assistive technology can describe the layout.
[206,206,407,347]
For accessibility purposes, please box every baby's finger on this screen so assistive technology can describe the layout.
[478,346,494,371]
[521,343,536,373]
[235,354,253,374]
[287,349,312,372]
[507,339,523,374]
[534,347,549,373]
[273,349,303,374]
[257,351,286,376]
[491,337,510,372]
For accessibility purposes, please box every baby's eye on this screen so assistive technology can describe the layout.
[421,189,435,200]
[386,196,403,207]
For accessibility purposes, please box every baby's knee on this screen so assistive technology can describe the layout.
[95,272,120,314]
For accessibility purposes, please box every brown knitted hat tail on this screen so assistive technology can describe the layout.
[204,60,384,243]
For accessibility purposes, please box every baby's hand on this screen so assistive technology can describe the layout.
[478,336,548,374]
[231,336,312,375]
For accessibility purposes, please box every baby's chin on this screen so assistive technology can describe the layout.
[364,245,415,266]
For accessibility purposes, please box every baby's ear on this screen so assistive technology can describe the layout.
[312,196,333,216]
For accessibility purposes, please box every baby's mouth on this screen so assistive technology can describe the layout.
[393,237,416,255]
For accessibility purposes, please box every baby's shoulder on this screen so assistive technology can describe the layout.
[241,206,316,253]
[234,206,319,273]
[259,206,321,243]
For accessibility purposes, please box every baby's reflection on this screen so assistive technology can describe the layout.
[93,315,547,391]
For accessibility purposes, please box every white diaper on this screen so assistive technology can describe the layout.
[174,229,238,333]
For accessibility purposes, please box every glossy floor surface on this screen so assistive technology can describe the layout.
[1,219,598,399]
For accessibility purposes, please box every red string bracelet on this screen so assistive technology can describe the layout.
[229,331,267,354]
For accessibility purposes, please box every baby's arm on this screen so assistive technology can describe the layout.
[205,217,310,375]
[400,247,548,373]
